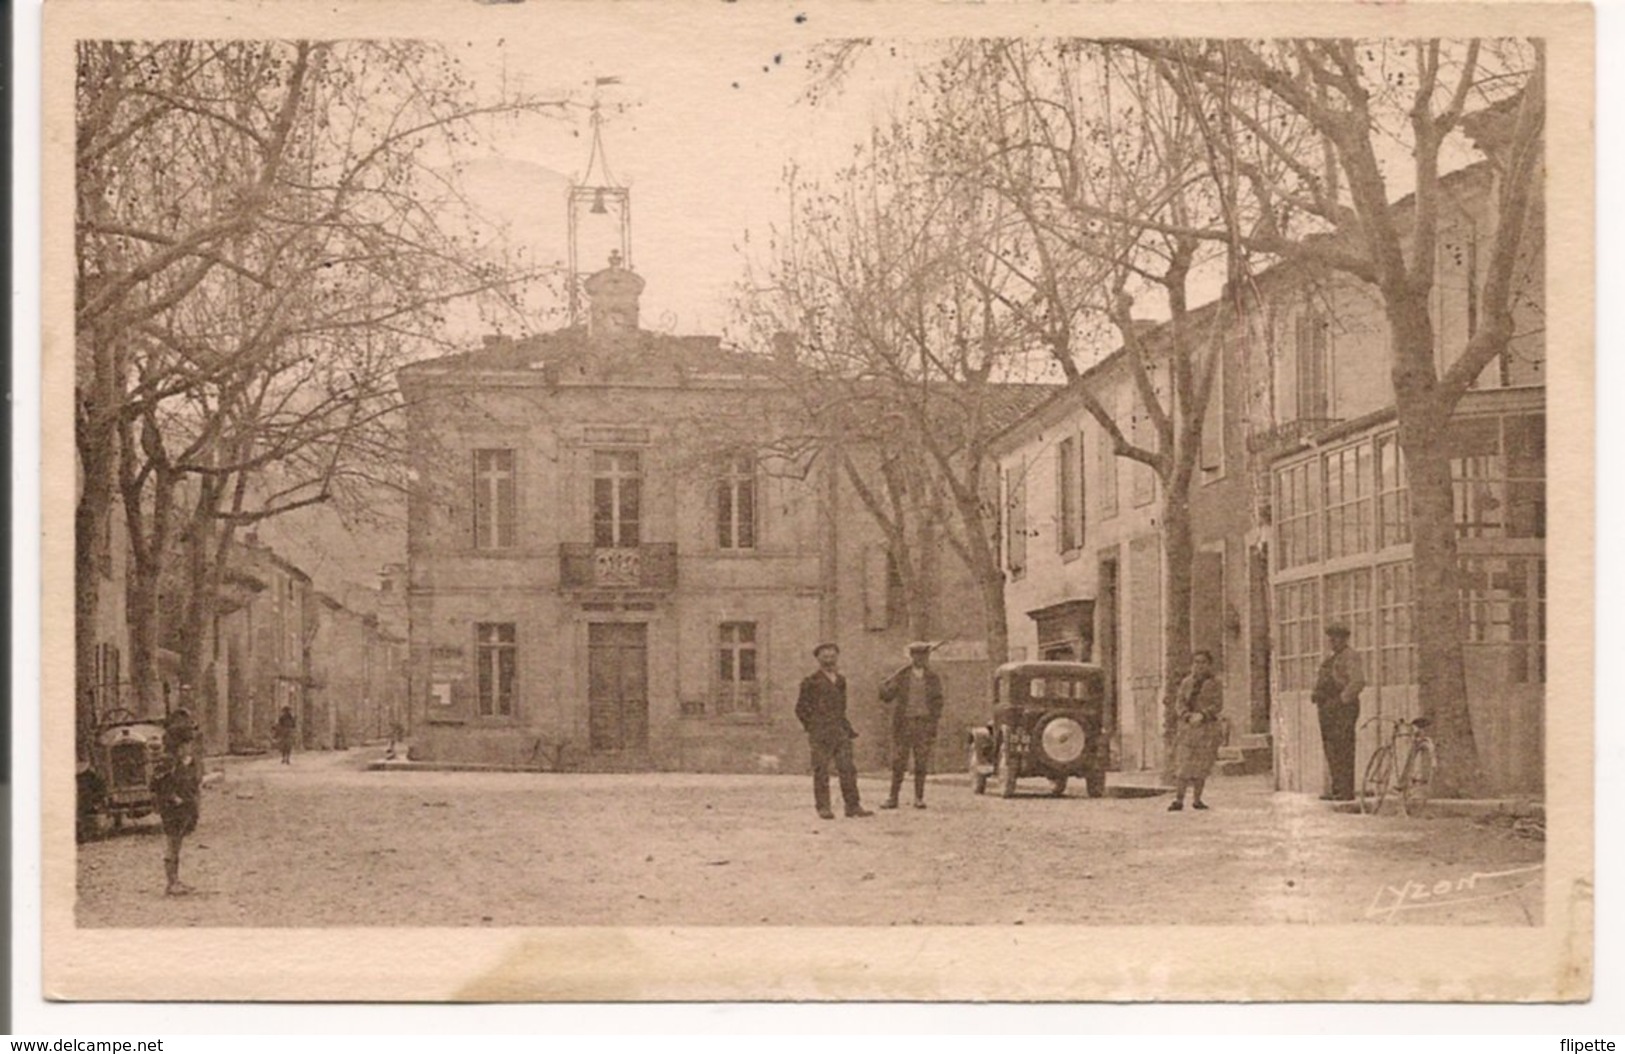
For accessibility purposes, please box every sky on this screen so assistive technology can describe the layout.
[444,22,920,339]
[248,21,1514,589]
[267,13,922,582]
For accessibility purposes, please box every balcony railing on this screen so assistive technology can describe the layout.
[559,543,678,591]
[1245,417,1344,458]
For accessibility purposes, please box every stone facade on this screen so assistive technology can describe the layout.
[991,160,1546,795]
[398,264,1001,773]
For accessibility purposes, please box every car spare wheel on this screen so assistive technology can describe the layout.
[1035,714,1088,768]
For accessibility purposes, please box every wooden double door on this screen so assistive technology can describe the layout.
[587,622,648,753]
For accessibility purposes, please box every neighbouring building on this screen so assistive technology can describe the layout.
[397,257,1009,773]
[1254,158,1545,796]
[209,539,409,756]
[990,157,1544,796]
[213,538,315,754]
[990,310,1262,777]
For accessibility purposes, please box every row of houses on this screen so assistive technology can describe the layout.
[397,148,1544,795]
[82,510,410,758]
[993,159,1544,795]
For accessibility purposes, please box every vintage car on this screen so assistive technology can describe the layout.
[968,661,1109,798]
[77,708,167,840]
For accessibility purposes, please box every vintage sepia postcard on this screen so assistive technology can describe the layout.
[41,0,1594,1002]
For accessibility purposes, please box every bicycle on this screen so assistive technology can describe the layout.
[1359,715,1437,817]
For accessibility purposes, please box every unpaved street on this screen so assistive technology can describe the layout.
[77,748,1543,928]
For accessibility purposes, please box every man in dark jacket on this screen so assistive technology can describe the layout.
[795,643,872,820]
[879,642,945,809]
[1312,623,1367,801]
[153,707,203,895]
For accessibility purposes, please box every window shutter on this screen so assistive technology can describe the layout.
[1200,357,1224,472]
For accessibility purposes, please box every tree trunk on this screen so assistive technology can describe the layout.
[124,551,163,718]
[1389,297,1484,798]
[1158,487,1196,780]
[74,329,120,759]
[177,508,233,743]
[73,479,109,760]
[977,564,1010,668]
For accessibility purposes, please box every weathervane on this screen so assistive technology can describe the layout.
[567,78,632,327]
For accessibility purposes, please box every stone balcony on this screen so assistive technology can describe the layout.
[1245,417,1344,460]
[558,543,679,592]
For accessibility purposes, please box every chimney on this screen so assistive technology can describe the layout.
[583,250,646,341]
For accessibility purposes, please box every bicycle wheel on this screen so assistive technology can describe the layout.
[1400,738,1437,817]
[1361,746,1395,815]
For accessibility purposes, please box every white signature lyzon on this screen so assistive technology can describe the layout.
[1365,864,1543,923]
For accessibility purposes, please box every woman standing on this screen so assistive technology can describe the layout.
[1168,650,1224,812]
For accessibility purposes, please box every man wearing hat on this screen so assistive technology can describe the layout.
[878,642,945,809]
[1311,622,1366,801]
[795,643,872,820]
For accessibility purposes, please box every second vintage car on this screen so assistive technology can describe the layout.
[968,661,1109,799]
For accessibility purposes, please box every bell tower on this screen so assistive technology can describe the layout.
[567,92,632,327]
[584,249,645,338]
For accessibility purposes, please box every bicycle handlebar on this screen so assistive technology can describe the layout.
[1360,715,1433,734]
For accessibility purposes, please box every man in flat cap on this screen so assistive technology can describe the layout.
[795,643,872,820]
[1311,622,1366,801]
[878,642,945,810]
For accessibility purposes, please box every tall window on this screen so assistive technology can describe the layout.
[1274,579,1321,691]
[1449,414,1546,540]
[1098,420,1119,519]
[95,642,121,711]
[475,622,516,717]
[716,455,757,550]
[1461,556,1545,684]
[1274,459,1321,570]
[1503,415,1545,539]
[473,449,516,550]
[1376,432,1411,547]
[1295,310,1330,421]
[1376,562,1416,686]
[716,622,760,715]
[1449,418,1503,538]
[1004,464,1027,576]
[1323,442,1373,559]
[592,451,641,548]
[1323,568,1373,665]
[1130,399,1156,507]
[1057,435,1084,553]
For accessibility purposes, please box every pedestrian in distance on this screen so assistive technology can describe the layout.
[274,705,297,765]
[1312,623,1366,802]
[878,641,944,810]
[152,707,203,895]
[795,643,873,820]
[1168,650,1224,812]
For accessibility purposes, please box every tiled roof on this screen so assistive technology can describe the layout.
[400,327,775,380]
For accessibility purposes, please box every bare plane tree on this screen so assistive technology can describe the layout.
[75,39,566,755]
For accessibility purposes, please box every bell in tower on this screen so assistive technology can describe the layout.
[567,93,632,328]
